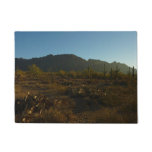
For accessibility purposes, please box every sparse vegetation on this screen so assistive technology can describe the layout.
[15,65,137,123]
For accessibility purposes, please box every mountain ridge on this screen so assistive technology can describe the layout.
[15,54,136,74]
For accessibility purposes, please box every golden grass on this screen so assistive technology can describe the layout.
[15,72,137,123]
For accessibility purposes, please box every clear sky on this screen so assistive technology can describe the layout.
[15,31,137,68]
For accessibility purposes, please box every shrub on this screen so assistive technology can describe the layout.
[68,71,77,78]
[28,64,42,79]
[58,70,66,78]
[15,70,24,80]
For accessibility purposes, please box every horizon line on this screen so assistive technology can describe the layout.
[15,53,136,68]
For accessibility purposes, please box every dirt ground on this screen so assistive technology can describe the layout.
[15,73,137,123]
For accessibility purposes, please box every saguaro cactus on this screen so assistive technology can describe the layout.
[103,63,106,79]
[88,65,92,79]
[132,66,135,78]
[115,65,120,79]
[110,68,113,79]
[128,67,131,78]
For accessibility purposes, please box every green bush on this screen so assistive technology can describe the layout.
[28,64,42,79]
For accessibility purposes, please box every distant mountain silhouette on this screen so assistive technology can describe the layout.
[15,54,136,74]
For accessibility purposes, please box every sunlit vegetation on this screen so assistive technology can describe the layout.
[15,64,137,123]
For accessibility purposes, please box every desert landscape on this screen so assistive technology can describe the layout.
[15,32,137,123]
[15,55,137,123]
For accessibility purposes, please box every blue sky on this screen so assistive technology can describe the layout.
[15,31,137,67]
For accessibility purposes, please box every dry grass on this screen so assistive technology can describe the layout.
[15,72,137,123]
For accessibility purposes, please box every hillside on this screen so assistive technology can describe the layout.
[15,54,135,74]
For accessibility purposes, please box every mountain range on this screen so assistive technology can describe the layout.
[15,54,136,74]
